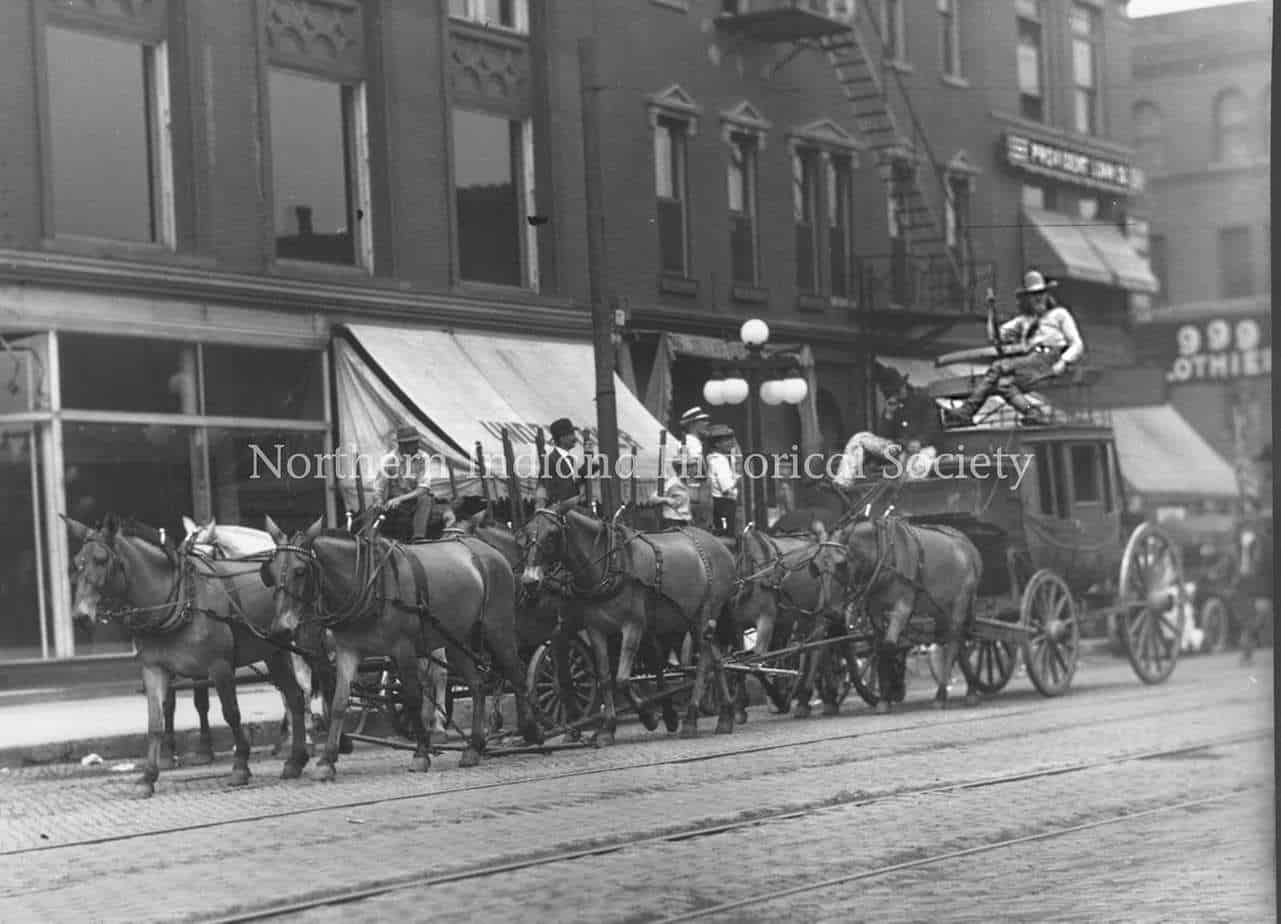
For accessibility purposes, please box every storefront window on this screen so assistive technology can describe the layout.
[0,427,48,660]
[0,333,51,414]
[60,334,195,414]
[64,421,198,656]
[207,428,328,535]
[203,345,325,420]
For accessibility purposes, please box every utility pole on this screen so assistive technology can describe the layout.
[580,36,619,512]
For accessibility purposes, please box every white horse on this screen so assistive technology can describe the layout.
[182,517,328,749]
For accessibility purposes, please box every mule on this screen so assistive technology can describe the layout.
[67,514,310,798]
[812,514,982,712]
[183,517,331,753]
[262,517,541,779]
[519,501,738,740]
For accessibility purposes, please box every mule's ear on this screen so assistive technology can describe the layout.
[264,515,287,544]
[62,515,92,542]
[305,517,324,540]
[182,515,198,537]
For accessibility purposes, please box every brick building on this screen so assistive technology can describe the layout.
[1129,0,1272,509]
[0,0,1158,668]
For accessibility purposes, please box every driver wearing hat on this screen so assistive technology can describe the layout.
[377,425,434,539]
[537,417,587,506]
[943,270,1085,427]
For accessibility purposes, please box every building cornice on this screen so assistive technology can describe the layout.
[0,248,592,338]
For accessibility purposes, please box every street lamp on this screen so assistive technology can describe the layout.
[701,319,808,528]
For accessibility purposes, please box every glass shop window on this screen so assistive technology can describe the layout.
[202,346,325,420]
[59,334,195,414]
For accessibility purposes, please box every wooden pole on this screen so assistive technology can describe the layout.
[580,36,619,513]
[446,457,458,500]
[656,429,667,495]
[535,427,547,508]
[502,428,523,527]
[475,441,493,518]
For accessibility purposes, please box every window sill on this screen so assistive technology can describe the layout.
[41,235,214,269]
[454,278,538,299]
[650,0,688,10]
[796,293,831,313]
[941,73,969,89]
[730,283,769,305]
[658,273,699,297]
[448,17,529,46]
[271,258,373,284]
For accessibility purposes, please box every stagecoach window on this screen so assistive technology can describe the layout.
[202,346,325,420]
[1033,444,1054,516]
[1100,443,1115,513]
[270,68,360,266]
[1069,444,1101,504]
[59,334,192,414]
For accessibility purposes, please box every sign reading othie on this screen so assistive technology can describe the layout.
[1004,133,1137,194]
[1165,318,1272,383]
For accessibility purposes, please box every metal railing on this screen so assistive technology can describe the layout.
[850,255,996,315]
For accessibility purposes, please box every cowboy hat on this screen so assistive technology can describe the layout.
[1016,270,1059,296]
[549,417,576,440]
[679,406,711,426]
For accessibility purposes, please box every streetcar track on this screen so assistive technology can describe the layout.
[652,790,1264,923]
[0,687,1262,859]
[191,731,1271,924]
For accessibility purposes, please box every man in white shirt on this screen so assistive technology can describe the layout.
[376,425,433,539]
[944,270,1085,427]
[704,424,739,535]
[677,406,711,464]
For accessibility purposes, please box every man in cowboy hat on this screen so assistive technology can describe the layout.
[943,269,1085,427]
[376,424,435,540]
[536,417,586,506]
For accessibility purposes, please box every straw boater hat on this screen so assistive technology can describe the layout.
[1016,270,1059,296]
[680,406,711,427]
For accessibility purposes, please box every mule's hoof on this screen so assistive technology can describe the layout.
[228,767,251,787]
[408,756,431,773]
[132,781,156,799]
[459,748,481,769]
[734,708,749,725]
[678,722,700,739]
[309,762,337,783]
[662,711,681,734]
[875,702,890,715]
[339,734,355,755]
[714,717,734,735]
[793,704,812,719]
[591,730,616,748]
[280,759,308,780]
[821,703,840,717]
[638,709,660,732]
[964,693,981,707]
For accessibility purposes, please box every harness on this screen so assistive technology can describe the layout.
[735,528,831,624]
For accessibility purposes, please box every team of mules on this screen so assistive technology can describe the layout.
[66,480,991,797]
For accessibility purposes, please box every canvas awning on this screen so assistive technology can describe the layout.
[1021,207,1114,286]
[334,324,676,499]
[1110,405,1239,501]
[1080,222,1160,294]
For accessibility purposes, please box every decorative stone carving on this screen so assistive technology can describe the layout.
[647,84,702,133]
[449,33,529,106]
[266,0,363,74]
[721,100,771,148]
[788,118,863,165]
[45,0,165,33]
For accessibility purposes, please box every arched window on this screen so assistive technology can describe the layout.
[1214,88,1251,163]
[1133,101,1164,170]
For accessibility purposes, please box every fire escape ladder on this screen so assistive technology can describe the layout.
[819,8,976,314]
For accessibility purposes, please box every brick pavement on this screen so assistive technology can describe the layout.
[0,653,1269,923]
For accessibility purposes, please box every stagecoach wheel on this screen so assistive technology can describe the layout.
[816,640,853,707]
[959,639,1020,695]
[1020,570,1080,697]
[1118,523,1186,685]
[526,636,601,732]
[847,643,880,708]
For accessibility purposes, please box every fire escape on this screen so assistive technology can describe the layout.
[718,1,994,324]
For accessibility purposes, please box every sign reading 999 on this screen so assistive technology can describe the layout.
[1156,315,1272,383]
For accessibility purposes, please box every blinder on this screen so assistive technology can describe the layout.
[259,558,276,587]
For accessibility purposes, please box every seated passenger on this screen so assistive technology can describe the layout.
[834,384,940,487]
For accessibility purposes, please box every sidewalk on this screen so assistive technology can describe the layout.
[0,639,1126,768]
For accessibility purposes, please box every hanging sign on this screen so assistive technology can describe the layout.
[1004,132,1137,194]
[1139,315,1272,383]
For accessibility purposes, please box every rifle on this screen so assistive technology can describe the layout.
[501,427,522,528]
[985,287,1003,356]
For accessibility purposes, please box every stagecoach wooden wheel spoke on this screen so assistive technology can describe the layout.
[961,636,1018,695]
[1119,522,1185,686]
[1020,569,1078,697]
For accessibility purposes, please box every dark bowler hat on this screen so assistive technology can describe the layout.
[395,425,420,444]
[549,418,576,440]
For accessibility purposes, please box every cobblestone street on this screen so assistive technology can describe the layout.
[0,651,1273,923]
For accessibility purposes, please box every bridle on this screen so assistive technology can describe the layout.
[266,531,396,629]
[521,508,626,599]
[72,530,187,634]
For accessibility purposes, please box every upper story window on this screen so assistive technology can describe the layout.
[827,155,856,299]
[938,0,962,79]
[1016,0,1045,123]
[881,0,906,62]
[1214,88,1252,164]
[945,172,972,256]
[449,0,528,33]
[793,149,819,293]
[270,68,369,267]
[1133,101,1164,171]
[1070,3,1100,136]
[727,135,759,286]
[45,24,174,246]
[1217,225,1254,297]
[452,108,534,288]
[655,118,691,277]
